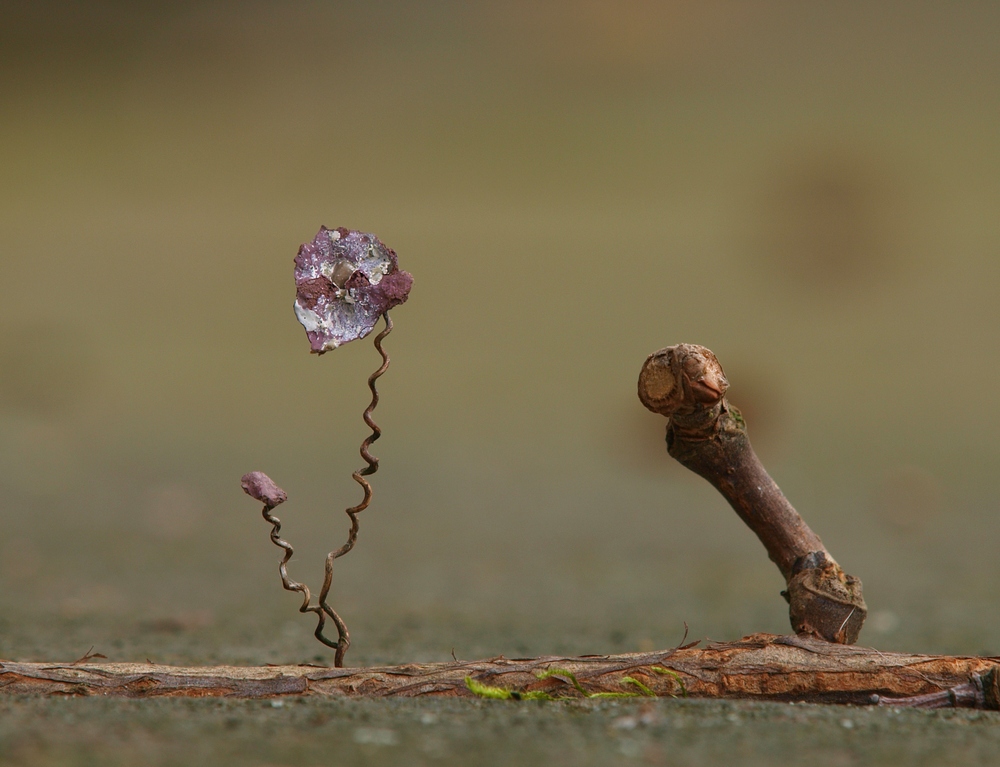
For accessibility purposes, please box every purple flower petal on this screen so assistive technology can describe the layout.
[293,227,413,353]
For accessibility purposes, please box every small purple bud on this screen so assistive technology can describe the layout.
[241,471,288,508]
[293,227,413,354]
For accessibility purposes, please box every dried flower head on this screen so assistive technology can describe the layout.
[293,227,413,353]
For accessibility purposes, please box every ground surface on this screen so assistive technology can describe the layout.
[4,693,1000,766]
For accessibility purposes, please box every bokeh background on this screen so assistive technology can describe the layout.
[2,1,1000,669]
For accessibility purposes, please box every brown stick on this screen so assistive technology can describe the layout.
[638,344,867,644]
[2,634,997,709]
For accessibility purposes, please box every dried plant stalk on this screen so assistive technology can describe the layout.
[243,226,411,664]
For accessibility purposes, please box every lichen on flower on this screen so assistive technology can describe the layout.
[293,227,413,353]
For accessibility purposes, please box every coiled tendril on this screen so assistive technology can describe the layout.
[257,311,392,667]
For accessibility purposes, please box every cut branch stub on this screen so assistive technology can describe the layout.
[638,344,866,644]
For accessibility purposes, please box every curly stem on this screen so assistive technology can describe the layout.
[242,311,393,666]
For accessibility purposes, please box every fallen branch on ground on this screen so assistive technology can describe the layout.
[3,633,998,709]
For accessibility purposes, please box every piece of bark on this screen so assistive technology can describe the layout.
[638,345,867,643]
[2,634,997,709]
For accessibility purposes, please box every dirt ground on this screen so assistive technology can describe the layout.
[5,693,1000,767]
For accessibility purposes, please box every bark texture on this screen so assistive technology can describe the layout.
[3,634,998,709]
[638,344,867,643]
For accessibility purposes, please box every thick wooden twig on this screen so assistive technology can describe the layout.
[638,345,867,643]
[3,634,998,709]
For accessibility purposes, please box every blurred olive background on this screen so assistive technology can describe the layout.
[2,1,999,665]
